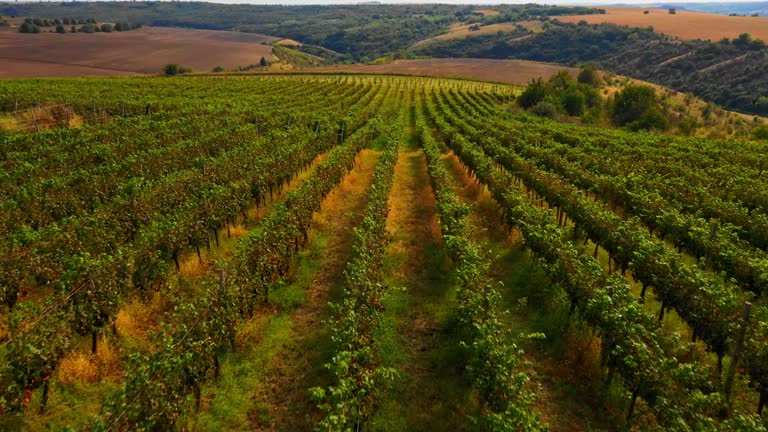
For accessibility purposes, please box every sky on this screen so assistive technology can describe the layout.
[12,0,768,4]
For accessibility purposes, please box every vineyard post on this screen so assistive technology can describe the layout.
[121,101,126,117]
[724,301,751,401]
[14,99,18,114]
[32,108,40,132]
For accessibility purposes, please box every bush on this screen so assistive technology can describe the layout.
[101,23,113,33]
[164,64,180,76]
[19,22,41,33]
[577,65,601,87]
[752,124,768,141]
[627,107,667,131]
[530,101,558,119]
[518,78,548,109]
[212,66,224,73]
[561,88,586,116]
[612,85,658,126]
[55,24,66,33]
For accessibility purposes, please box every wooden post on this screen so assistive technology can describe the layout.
[31,108,40,132]
[724,302,752,400]
[217,269,226,294]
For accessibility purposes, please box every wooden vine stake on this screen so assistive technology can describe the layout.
[724,301,751,401]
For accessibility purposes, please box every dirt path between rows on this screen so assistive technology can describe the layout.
[248,149,382,431]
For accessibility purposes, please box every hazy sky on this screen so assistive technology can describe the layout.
[15,0,768,4]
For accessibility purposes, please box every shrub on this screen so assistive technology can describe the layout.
[101,23,113,33]
[577,65,601,87]
[518,78,548,109]
[212,66,224,73]
[530,101,558,119]
[19,22,41,33]
[627,107,667,131]
[612,84,658,126]
[55,24,66,33]
[752,124,768,141]
[164,64,180,76]
[561,88,586,116]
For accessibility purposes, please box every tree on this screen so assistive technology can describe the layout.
[752,124,768,141]
[81,23,95,33]
[19,22,41,34]
[101,23,113,32]
[668,7,676,14]
[212,66,224,73]
[518,78,548,109]
[259,57,269,67]
[612,85,663,129]
[561,87,586,116]
[577,64,601,87]
[55,24,65,34]
[164,64,180,76]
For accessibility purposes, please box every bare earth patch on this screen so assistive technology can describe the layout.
[0,26,276,77]
[556,7,768,42]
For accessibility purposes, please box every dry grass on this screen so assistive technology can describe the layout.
[556,7,768,42]
[114,296,163,343]
[411,23,525,49]
[309,58,575,86]
[475,9,500,17]
[0,26,277,77]
[58,339,122,385]
[0,105,84,132]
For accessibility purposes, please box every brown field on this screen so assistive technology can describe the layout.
[475,9,500,16]
[411,23,526,49]
[0,26,277,78]
[305,58,575,85]
[556,7,768,42]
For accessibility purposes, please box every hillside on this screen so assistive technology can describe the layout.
[556,7,768,42]
[0,26,276,77]
[0,2,603,62]
[414,20,768,116]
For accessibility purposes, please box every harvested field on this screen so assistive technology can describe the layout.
[0,26,277,77]
[411,23,525,49]
[306,58,575,85]
[557,7,768,42]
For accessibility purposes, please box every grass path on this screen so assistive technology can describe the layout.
[439,148,621,431]
[180,149,381,431]
[370,104,475,431]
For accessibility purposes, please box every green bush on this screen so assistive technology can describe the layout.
[626,107,667,131]
[577,64,601,87]
[518,78,548,109]
[164,64,180,76]
[561,88,586,116]
[752,124,768,141]
[530,101,558,119]
[612,85,658,127]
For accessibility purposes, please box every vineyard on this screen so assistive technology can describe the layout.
[0,74,767,431]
